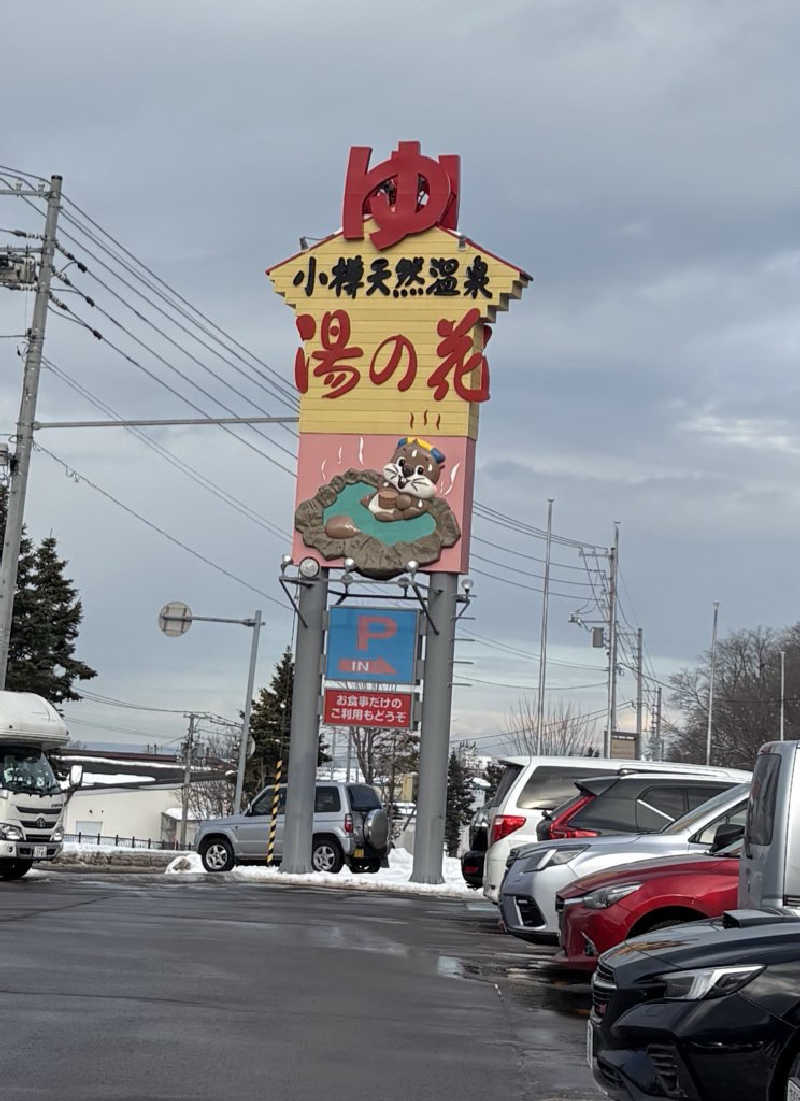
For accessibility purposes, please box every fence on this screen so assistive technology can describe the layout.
[64,833,183,851]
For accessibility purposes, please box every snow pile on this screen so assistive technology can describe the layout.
[165,846,474,897]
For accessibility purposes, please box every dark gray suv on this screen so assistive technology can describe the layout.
[195,781,390,874]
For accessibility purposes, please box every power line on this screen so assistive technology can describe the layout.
[48,296,297,477]
[32,440,290,610]
[41,354,290,541]
[470,565,592,599]
[53,246,299,434]
[461,676,608,693]
[470,533,590,573]
[469,551,594,588]
[77,691,191,714]
[58,193,298,406]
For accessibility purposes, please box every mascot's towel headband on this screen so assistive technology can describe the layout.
[396,437,446,466]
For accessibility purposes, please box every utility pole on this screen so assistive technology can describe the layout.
[706,601,719,766]
[604,524,619,757]
[780,650,786,741]
[233,609,263,812]
[345,730,352,782]
[635,627,643,759]
[654,687,663,761]
[535,498,554,754]
[180,713,196,849]
[0,175,62,686]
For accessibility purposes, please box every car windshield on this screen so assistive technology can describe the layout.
[663,782,749,835]
[0,747,60,795]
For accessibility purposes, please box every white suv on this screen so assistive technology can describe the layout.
[482,756,751,903]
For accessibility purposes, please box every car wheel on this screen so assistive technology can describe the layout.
[199,837,235,872]
[0,859,32,881]
[311,837,343,874]
[783,1052,800,1100]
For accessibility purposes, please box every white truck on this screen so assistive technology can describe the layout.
[0,691,82,880]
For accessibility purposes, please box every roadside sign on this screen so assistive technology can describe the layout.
[325,607,418,684]
[158,601,192,637]
[323,688,413,728]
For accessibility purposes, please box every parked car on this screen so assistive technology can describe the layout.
[555,843,741,971]
[482,756,748,903]
[740,738,800,913]
[500,781,749,943]
[461,802,495,889]
[589,908,800,1100]
[195,781,389,873]
[536,772,736,842]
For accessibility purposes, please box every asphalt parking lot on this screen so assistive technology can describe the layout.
[0,871,597,1101]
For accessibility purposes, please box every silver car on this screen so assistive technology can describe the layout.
[501,782,750,943]
[195,781,390,873]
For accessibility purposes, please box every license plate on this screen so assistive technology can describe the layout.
[33,846,47,859]
[787,1079,800,1101]
[354,848,364,858]
[586,1021,595,1069]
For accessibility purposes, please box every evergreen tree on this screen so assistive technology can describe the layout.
[244,647,329,798]
[484,759,505,801]
[445,747,475,857]
[1,490,96,702]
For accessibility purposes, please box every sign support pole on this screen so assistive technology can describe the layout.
[411,572,458,884]
[281,571,328,875]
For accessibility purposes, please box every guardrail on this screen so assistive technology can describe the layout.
[64,833,183,851]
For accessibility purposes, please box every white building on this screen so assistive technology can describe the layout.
[64,783,184,846]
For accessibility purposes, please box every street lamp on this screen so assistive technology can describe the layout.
[158,601,263,811]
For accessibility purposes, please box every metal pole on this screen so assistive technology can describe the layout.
[345,729,352,782]
[281,572,328,874]
[330,727,337,780]
[604,525,619,757]
[635,627,643,758]
[535,498,554,754]
[411,573,458,884]
[705,601,719,766]
[234,609,262,811]
[180,713,195,849]
[34,415,298,429]
[654,687,663,761]
[0,175,62,687]
[780,650,786,741]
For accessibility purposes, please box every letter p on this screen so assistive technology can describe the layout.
[356,615,397,652]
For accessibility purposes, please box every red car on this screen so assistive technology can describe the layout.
[553,851,739,971]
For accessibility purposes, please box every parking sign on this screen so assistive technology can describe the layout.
[326,607,419,684]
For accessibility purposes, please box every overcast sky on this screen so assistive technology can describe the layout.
[2,0,799,759]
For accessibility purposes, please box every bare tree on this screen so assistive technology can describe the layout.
[667,625,795,767]
[505,698,600,756]
[186,734,236,821]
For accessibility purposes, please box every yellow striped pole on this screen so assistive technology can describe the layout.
[267,759,283,865]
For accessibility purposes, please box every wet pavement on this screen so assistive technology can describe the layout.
[0,870,598,1100]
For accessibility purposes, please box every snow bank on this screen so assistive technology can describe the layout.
[165,847,474,898]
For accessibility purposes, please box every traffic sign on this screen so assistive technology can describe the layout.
[326,607,419,684]
[323,688,413,728]
[158,601,193,637]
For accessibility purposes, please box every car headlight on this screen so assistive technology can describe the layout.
[0,824,23,841]
[523,846,589,872]
[52,829,64,843]
[660,965,763,1001]
[579,882,641,910]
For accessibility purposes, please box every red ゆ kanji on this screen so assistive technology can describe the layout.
[342,141,461,250]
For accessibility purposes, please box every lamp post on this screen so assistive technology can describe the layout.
[157,603,263,811]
